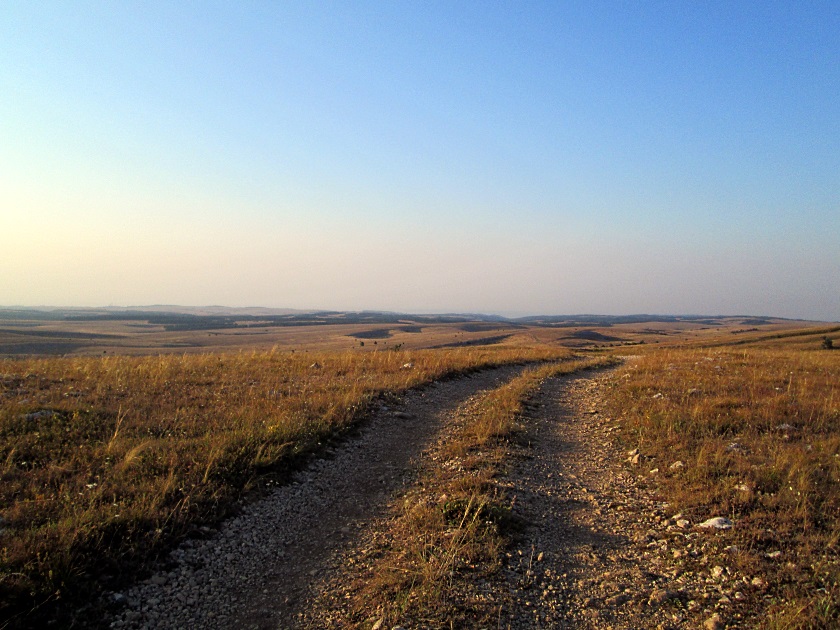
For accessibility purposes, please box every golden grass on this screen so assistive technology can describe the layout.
[4,322,837,627]
[602,345,840,628]
[0,345,568,623]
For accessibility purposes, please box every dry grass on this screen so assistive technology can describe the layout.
[602,344,840,628]
[349,356,618,627]
[0,345,567,624]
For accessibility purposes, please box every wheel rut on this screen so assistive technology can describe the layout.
[292,367,731,629]
[107,364,530,630]
[490,370,741,629]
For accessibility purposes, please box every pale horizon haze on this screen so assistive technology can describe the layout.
[2,2,838,321]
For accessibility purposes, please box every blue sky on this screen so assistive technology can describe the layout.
[2,1,838,320]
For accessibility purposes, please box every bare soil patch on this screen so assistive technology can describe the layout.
[486,371,737,629]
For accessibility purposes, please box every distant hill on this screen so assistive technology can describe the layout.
[0,306,815,331]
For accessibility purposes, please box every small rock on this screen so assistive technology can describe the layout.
[765,550,782,559]
[669,460,684,470]
[697,517,733,530]
[711,566,725,579]
[705,613,724,630]
[751,576,767,589]
[648,588,675,606]
[400,362,414,370]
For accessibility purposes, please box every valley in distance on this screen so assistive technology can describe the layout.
[0,305,830,357]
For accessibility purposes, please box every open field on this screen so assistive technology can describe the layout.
[295,330,840,629]
[0,310,837,628]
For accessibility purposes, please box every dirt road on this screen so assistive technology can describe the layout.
[111,366,749,629]
[295,369,751,629]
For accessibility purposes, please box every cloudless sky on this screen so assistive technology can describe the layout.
[2,1,838,320]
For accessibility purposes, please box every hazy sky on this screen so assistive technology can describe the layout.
[2,2,838,320]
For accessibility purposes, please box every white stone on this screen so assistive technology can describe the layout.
[697,517,733,530]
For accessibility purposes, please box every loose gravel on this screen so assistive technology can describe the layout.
[490,370,761,629]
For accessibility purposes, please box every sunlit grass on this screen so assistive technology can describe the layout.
[603,346,840,627]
